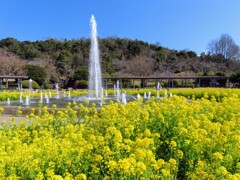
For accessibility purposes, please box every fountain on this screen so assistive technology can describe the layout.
[137,94,141,100]
[55,83,60,99]
[71,15,136,105]
[144,92,147,99]
[40,91,43,101]
[29,79,32,90]
[148,92,151,99]
[114,85,116,96]
[88,15,102,99]
[20,92,23,103]
[7,98,10,105]
[105,89,108,97]
[45,95,49,104]
[157,82,161,98]
[116,80,121,99]
[164,90,167,97]
[68,91,71,99]
[121,93,127,105]
[25,96,30,106]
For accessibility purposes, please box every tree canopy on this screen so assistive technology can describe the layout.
[25,64,46,86]
[208,34,240,60]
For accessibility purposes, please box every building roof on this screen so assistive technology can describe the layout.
[0,76,28,79]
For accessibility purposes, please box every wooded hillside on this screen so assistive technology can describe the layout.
[0,37,240,87]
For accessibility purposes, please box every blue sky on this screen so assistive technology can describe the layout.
[0,0,240,55]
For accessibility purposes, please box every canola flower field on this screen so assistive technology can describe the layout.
[0,88,240,179]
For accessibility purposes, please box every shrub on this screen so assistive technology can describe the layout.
[22,80,40,89]
[43,83,53,89]
[230,72,240,84]
[74,80,88,89]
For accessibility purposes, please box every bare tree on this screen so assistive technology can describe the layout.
[126,56,154,76]
[0,48,26,75]
[208,34,240,60]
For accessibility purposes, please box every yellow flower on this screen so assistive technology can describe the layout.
[216,166,228,176]
[168,158,177,170]
[136,162,146,174]
[169,140,177,149]
[152,159,165,170]
[161,168,171,177]
[144,129,151,137]
[75,173,87,180]
[236,162,240,173]
[108,160,118,171]
[177,150,183,159]
[213,152,223,161]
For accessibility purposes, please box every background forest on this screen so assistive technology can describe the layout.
[0,35,240,88]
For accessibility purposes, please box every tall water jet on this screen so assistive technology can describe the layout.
[88,15,102,99]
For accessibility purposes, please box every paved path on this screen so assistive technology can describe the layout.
[0,114,26,125]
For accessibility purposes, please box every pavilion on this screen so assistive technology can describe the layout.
[0,76,28,90]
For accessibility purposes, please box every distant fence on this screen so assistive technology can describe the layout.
[103,76,229,88]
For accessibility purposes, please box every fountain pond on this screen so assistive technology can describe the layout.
[0,15,170,115]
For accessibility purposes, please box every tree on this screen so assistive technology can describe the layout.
[55,50,73,76]
[0,48,26,75]
[208,34,240,60]
[73,66,88,81]
[0,38,22,56]
[27,56,58,83]
[25,64,46,86]
[126,56,154,76]
[230,72,240,85]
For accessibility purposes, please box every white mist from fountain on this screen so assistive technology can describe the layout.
[88,15,102,99]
